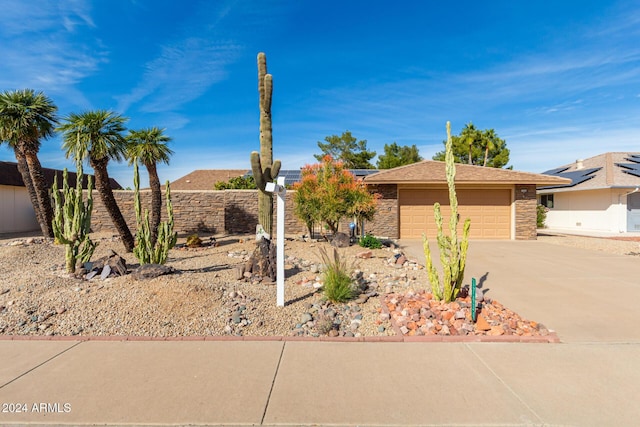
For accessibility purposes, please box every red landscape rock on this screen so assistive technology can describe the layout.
[382,291,552,340]
[475,315,492,332]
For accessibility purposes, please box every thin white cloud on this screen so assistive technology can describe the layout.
[116,38,241,114]
[114,0,246,115]
[0,1,105,105]
[0,0,94,36]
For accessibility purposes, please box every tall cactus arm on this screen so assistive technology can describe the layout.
[262,74,273,111]
[251,151,266,190]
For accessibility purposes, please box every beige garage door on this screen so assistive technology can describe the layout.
[399,188,511,239]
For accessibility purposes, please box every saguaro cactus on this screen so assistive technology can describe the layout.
[422,122,471,302]
[52,161,97,273]
[250,52,281,236]
[133,161,177,265]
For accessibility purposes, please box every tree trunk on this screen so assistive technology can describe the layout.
[24,149,54,237]
[145,161,161,247]
[14,150,48,236]
[483,146,489,167]
[91,158,135,252]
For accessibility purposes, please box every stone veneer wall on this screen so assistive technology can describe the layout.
[514,184,537,240]
[365,184,399,238]
[89,190,307,236]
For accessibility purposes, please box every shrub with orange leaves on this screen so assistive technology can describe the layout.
[293,155,380,235]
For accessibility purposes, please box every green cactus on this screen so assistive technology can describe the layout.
[133,161,177,265]
[250,52,281,236]
[52,160,98,273]
[422,121,471,302]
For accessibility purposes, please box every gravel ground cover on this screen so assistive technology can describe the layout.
[0,233,419,338]
[0,231,632,339]
[537,232,640,256]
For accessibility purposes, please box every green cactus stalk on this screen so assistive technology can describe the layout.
[250,52,281,237]
[133,161,177,265]
[52,159,97,273]
[422,121,471,302]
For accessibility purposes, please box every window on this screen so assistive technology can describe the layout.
[540,194,554,208]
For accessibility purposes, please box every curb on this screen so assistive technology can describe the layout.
[0,333,560,343]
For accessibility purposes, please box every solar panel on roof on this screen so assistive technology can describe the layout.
[245,169,378,185]
[538,167,601,190]
[350,169,379,175]
[542,166,571,175]
[616,160,640,178]
[626,155,640,163]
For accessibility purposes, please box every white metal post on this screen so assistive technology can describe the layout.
[275,176,286,307]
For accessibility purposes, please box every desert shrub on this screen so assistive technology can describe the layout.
[214,175,256,190]
[293,155,380,234]
[318,246,355,303]
[359,233,382,249]
[186,234,203,248]
[314,312,335,335]
[537,204,548,228]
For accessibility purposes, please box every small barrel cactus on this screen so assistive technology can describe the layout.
[186,234,202,248]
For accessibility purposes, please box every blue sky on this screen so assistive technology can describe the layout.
[1,0,639,188]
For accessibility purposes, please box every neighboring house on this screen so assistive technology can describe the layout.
[537,152,640,233]
[363,160,569,240]
[171,170,248,190]
[0,161,122,234]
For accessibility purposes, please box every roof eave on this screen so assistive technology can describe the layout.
[538,184,640,193]
[366,179,571,186]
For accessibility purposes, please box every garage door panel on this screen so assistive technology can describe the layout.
[400,189,511,239]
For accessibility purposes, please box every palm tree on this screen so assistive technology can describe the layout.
[460,122,479,165]
[0,89,58,237]
[57,110,135,252]
[481,129,498,167]
[126,127,173,246]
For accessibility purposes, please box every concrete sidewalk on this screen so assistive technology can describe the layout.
[1,240,640,426]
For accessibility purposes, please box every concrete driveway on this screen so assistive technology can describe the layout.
[400,239,640,344]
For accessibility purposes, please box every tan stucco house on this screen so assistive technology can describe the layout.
[364,160,569,240]
[537,152,640,233]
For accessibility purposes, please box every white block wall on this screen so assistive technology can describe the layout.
[0,185,39,233]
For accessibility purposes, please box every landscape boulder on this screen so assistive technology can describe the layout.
[331,232,351,248]
[132,264,176,280]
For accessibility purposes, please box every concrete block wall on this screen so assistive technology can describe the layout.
[89,189,307,237]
